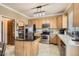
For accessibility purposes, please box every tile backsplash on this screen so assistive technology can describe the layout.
[68,27,79,33]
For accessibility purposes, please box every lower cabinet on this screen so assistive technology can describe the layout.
[15,38,40,56]
[57,36,66,56]
[15,41,24,56]
[49,35,59,45]
[50,35,66,56]
[23,42,32,56]
[59,40,66,56]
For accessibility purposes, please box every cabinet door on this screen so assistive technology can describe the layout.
[73,3,79,26]
[62,14,68,28]
[31,39,39,56]
[53,36,57,44]
[57,16,62,29]
[50,17,57,28]
[24,42,36,56]
[7,20,15,45]
[51,35,58,45]
[38,20,41,28]
[24,42,31,56]
[15,41,24,56]
[36,20,38,28]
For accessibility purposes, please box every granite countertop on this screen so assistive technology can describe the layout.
[58,34,79,46]
[16,36,40,41]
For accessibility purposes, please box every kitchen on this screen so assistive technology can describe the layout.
[0,3,79,56]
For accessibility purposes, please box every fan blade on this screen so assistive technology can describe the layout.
[41,4,49,7]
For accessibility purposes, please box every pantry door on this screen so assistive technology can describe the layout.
[7,19,15,45]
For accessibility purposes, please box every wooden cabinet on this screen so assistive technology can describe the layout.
[58,39,66,56]
[62,14,68,28]
[73,3,79,27]
[38,19,42,28]
[57,15,68,29]
[52,35,66,56]
[29,15,67,29]
[57,16,62,29]
[50,35,59,45]
[15,41,24,56]
[31,38,39,55]
[66,3,79,28]
[57,35,66,56]
[23,42,32,56]
[29,16,57,29]
[68,3,79,27]
[15,38,40,56]
[50,17,57,28]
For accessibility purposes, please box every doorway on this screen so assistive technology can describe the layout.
[3,17,15,45]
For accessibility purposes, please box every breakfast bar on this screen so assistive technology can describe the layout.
[15,37,40,56]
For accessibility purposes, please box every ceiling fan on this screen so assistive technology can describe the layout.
[31,4,49,9]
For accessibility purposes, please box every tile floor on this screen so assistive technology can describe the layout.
[5,43,60,56]
[5,45,15,56]
[38,43,60,56]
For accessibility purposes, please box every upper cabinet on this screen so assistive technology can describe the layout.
[73,3,79,27]
[62,14,68,28]
[57,15,68,29]
[29,16,57,29]
[67,3,79,27]
[57,15,62,29]
[29,15,68,29]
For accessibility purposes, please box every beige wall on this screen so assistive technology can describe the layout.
[0,5,28,25]
[0,5,28,42]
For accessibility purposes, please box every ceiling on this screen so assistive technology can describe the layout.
[2,3,70,19]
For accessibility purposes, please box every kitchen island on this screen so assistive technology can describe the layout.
[58,34,79,56]
[50,32,79,56]
[15,37,40,56]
